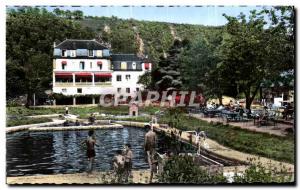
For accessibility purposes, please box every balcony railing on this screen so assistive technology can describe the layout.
[54,81,112,87]
[94,82,112,86]
[54,82,73,87]
[75,82,93,86]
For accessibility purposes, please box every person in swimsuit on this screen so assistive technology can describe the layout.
[112,150,125,182]
[144,125,157,171]
[84,130,98,174]
[124,143,133,182]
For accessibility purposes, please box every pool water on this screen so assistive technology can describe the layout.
[7,127,150,177]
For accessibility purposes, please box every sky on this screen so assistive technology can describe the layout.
[36,6,270,26]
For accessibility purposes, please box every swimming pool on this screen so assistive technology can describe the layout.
[7,127,150,177]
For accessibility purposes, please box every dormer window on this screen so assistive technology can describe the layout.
[132,62,136,70]
[62,50,67,57]
[88,50,94,57]
[121,62,127,70]
[70,50,76,57]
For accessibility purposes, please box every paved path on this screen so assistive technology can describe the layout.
[6,120,65,133]
[190,114,292,137]
[7,170,153,185]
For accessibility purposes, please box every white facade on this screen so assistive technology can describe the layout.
[53,58,150,96]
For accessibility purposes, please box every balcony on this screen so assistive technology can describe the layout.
[54,82,73,87]
[75,82,93,86]
[94,82,112,86]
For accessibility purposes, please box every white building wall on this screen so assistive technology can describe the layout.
[53,86,115,95]
[54,58,111,72]
[53,58,148,96]
[112,71,146,96]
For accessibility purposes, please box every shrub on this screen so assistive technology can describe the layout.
[157,155,227,184]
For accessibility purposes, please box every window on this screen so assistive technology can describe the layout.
[77,88,82,93]
[70,50,76,57]
[62,50,67,57]
[121,62,127,70]
[136,88,139,92]
[96,50,102,57]
[117,75,122,81]
[62,64,66,70]
[126,88,130,93]
[117,88,121,93]
[90,62,93,69]
[132,62,136,70]
[79,61,85,70]
[88,50,94,57]
[62,88,67,93]
[125,74,131,80]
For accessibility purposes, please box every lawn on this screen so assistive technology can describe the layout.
[159,112,294,164]
[6,105,161,118]
[6,117,52,127]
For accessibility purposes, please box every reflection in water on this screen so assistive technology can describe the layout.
[6,127,149,177]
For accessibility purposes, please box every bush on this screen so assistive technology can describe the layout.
[157,155,226,184]
[234,161,293,183]
[157,156,293,184]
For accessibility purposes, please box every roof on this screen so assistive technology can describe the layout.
[111,54,143,62]
[55,39,107,50]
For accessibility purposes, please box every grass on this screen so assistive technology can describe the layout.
[7,105,161,118]
[6,117,52,127]
[159,113,294,164]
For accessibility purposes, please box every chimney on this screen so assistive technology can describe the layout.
[53,41,56,48]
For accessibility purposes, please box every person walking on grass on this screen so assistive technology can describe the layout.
[82,130,99,175]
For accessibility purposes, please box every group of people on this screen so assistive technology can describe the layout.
[82,125,158,183]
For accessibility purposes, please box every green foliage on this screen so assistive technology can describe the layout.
[158,156,292,184]
[158,155,227,184]
[6,117,52,127]
[6,7,95,104]
[153,40,188,91]
[217,8,295,109]
[234,161,293,183]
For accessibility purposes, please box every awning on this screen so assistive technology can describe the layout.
[61,61,67,65]
[55,72,72,77]
[144,63,150,69]
[97,61,103,65]
[75,72,92,77]
[94,73,112,77]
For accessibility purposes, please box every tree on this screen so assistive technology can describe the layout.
[73,10,84,20]
[218,7,294,109]
[6,7,95,106]
[153,39,188,91]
